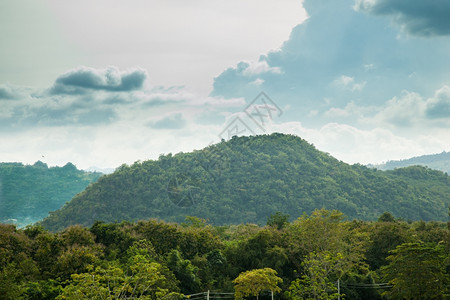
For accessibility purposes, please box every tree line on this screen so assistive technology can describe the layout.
[1,209,449,299]
[0,161,101,227]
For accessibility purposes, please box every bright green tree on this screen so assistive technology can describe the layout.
[286,251,343,300]
[233,268,282,300]
[381,242,449,299]
[57,256,182,299]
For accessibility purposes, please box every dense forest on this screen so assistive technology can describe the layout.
[1,210,449,299]
[371,151,450,174]
[0,161,102,227]
[40,133,450,231]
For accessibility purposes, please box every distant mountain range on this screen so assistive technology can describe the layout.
[370,151,450,174]
[85,166,116,174]
[0,161,102,227]
[40,133,450,231]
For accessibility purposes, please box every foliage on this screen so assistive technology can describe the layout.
[0,161,101,226]
[381,242,450,299]
[0,210,448,299]
[286,252,343,300]
[38,134,450,231]
[57,259,182,300]
[166,249,201,294]
[266,212,290,230]
[233,268,282,300]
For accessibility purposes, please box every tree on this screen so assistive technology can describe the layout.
[364,221,410,270]
[166,249,201,294]
[286,209,367,273]
[233,268,282,300]
[267,212,290,230]
[286,252,343,300]
[377,212,395,222]
[57,257,182,299]
[381,242,449,299]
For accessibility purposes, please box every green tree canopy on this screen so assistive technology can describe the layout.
[381,242,449,299]
[233,268,282,300]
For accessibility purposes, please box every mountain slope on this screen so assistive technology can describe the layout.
[40,134,450,231]
[0,161,102,226]
[371,151,450,174]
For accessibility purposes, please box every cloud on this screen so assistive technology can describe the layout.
[149,113,186,130]
[0,66,249,133]
[270,121,450,165]
[0,83,27,100]
[242,60,282,76]
[355,0,450,37]
[249,78,265,86]
[425,85,450,119]
[330,85,450,128]
[211,0,450,134]
[50,66,147,95]
[332,75,366,92]
[373,91,426,127]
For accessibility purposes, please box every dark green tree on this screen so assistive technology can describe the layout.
[381,242,449,299]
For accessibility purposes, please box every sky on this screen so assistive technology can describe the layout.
[1,0,449,170]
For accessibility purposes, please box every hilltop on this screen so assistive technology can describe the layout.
[40,133,450,231]
[0,161,102,226]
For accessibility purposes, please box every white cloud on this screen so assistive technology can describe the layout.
[249,78,265,86]
[370,86,450,128]
[36,0,305,95]
[372,91,426,127]
[242,60,282,76]
[332,75,366,92]
[426,85,450,119]
[271,121,450,165]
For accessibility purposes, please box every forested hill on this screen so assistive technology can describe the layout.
[0,161,102,226]
[371,151,450,174]
[41,133,450,231]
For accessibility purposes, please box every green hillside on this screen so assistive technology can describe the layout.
[0,161,102,226]
[40,133,450,231]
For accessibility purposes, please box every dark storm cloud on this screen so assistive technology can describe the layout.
[49,66,147,95]
[355,0,450,37]
[149,113,186,129]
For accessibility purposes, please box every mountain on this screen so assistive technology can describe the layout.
[85,166,116,174]
[40,134,450,231]
[370,152,450,174]
[0,161,102,227]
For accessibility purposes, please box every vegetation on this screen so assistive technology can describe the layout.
[0,210,448,299]
[0,161,102,227]
[234,268,282,300]
[40,134,449,231]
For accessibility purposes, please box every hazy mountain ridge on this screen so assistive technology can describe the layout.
[370,151,450,174]
[39,133,450,231]
[0,161,102,227]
